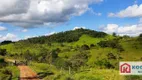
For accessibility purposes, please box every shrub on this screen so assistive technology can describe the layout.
[0,49,7,56]
[97,40,124,52]
[23,50,33,61]
[54,58,66,68]
[65,51,89,70]
[0,57,7,68]
[95,59,114,69]
[0,40,13,45]
[97,40,118,48]
[138,33,142,43]
[81,44,90,50]
[107,53,116,60]
[123,35,130,38]
[0,66,19,80]
[90,44,95,48]
[112,32,117,37]
[125,75,142,80]
[139,33,142,37]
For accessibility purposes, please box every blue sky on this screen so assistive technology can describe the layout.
[0,0,142,41]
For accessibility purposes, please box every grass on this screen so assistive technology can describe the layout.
[70,35,114,47]
[74,68,125,80]
[87,48,118,66]
[120,38,142,61]
[0,34,142,80]
[0,66,19,80]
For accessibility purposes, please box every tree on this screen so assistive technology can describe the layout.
[139,33,142,37]
[107,53,116,59]
[0,40,12,45]
[0,49,7,56]
[20,29,107,43]
[0,57,7,68]
[90,44,95,48]
[23,50,33,62]
[81,44,90,50]
[123,35,130,38]
[138,33,142,43]
[38,48,49,63]
[51,49,59,59]
[65,51,89,70]
[95,59,114,69]
[112,32,116,37]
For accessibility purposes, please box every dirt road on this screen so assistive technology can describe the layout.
[18,66,39,80]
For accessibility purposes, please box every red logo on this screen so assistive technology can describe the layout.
[120,63,131,73]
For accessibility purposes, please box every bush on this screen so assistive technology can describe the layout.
[54,58,66,68]
[95,59,114,69]
[97,40,118,48]
[0,66,19,80]
[123,35,130,38]
[0,40,13,45]
[0,57,5,63]
[138,33,142,43]
[81,44,90,50]
[90,44,95,48]
[107,53,116,60]
[112,32,117,37]
[97,40,124,52]
[52,74,74,80]
[0,49,7,56]
[139,33,142,37]
[125,75,142,80]
[65,51,89,70]
[0,57,7,68]
[76,75,102,80]
[0,73,10,80]
[23,50,33,61]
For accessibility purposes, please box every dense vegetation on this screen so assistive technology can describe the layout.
[0,56,19,80]
[0,41,13,45]
[21,28,107,43]
[0,29,142,80]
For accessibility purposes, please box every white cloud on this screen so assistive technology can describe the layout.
[108,4,142,18]
[45,31,56,36]
[96,13,102,16]
[0,33,18,41]
[139,18,142,23]
[134,0,137,4]
[0,0,30,17]
[73,26,86,30]
[102,24,118,33]
[89,8,102,16]
[101,24,142,36]
[22,29,28,32]
[0,26,7,31]
[24,31,56,40]
[0,0,103,28]
[108,13,115,17]
[24,35,36,39]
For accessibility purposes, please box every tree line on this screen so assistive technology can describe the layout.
[19,28,107,44]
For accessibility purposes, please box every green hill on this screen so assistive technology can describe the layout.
[0,29,142,80]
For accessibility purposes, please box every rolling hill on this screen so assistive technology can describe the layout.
[0,29,142,80]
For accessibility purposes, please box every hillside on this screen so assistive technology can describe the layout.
[0,29,142,80]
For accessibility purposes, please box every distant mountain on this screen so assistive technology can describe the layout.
[20,28,107,44]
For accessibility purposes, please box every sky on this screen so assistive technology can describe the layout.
[0,0,142,41]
